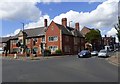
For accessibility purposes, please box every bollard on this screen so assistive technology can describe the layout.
[30,55,34,60]
[14,53,17,59]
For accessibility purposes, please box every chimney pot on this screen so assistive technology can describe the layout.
[75,23,79,30]
[44,19,47,27]
[62,18,67,27]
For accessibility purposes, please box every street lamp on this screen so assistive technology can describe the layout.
[69,21,72,27]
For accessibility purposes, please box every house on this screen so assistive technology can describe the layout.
[2,18,85,56]
[102,35,116,50]
[45,18,85,55]
[81,27,102,51]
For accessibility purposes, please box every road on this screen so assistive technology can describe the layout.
[2,56,118,82]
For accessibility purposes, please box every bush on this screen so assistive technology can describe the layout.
[55,49,62,55]
[44,49,51,56]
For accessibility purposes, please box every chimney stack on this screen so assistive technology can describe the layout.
[75,23,79,30]
[62,18,67,27]
[105,35,107,37]
[44,19,47,27]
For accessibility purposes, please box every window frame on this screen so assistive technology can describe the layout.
[48,36,58,42]
[48,46,58,52]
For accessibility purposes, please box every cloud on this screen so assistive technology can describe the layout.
[107,28,118,42]
[3,28,21,37]
[2,0,119,39]
[107,28,117,36]
[0,0,41,21]
[53,0,118,29]
[24,15,51,29]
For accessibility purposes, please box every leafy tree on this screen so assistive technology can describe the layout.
[114,16,120,42]
[85,29,102,43]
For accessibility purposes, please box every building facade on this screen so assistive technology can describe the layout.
[2,18,85,56]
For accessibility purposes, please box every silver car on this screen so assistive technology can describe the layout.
[98,50,110,57]
[91,51,98,56]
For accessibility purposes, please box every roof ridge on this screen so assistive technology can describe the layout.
[24,27,44,31]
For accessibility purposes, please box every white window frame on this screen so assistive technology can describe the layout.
[48,36,58,42]
[48,46,58,52]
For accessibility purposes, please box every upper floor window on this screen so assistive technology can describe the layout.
[33,38,38,42]
[48,36,58,42]
[11,39,18,44]
[41,37,45,42]
[26,39,31,44]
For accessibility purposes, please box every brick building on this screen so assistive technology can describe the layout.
[2,18,85,56]
[81,27,102,51]
[102,35,116,50]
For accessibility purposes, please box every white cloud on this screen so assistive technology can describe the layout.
[107,28,118,42]
[3,28,21,37]
[2,0,119,39]
[24,15,51,29]
[107,28,117,36]
[0,0,41,21]
[53,0,118,29]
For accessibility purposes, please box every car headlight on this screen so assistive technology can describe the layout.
[83,53,86,55]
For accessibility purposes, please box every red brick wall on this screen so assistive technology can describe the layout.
[45,21,61,54]
[81,27,91,36]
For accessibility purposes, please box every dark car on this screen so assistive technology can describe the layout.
[78,50,91,58]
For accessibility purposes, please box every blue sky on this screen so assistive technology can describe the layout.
[1,0,118,42]
[36,2,101,19]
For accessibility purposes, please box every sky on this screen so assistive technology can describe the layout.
[0,0,119,42]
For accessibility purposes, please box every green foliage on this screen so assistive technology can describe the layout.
[44,49,51,56]
[114,16,120,42]
[85,29,102,43]
[55,49,62,55]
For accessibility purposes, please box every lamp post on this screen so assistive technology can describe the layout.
[69,21,72,27]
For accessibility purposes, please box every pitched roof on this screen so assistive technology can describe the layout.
[1,36,12,43]
[24,27,45,37]
[55,23,84,37]
[1,27,45,42]
[81,26,91,36]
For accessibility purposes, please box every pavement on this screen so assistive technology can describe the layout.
[2,55,118,82]
[106,51,120,66]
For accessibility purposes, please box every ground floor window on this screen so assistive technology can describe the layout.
[11,48,19,53]
[33,47,38,53]
[48,46,58,52]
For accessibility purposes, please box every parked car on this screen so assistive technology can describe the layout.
[78,50,91,58]
[91,51,98,56]
[98,49,110,58]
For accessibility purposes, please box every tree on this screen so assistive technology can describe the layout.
[85,29,102,43]
[114,16,120,42]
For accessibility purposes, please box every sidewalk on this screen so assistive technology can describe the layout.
[1,55,74,60]
[107,51,120,66]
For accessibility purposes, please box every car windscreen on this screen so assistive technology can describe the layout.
[100,50,106,53]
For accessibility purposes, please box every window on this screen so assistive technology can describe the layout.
[51,26,54,30]
[12,40,18,44]
[48,36,58,42]
[49,46,58,52]
[41,37,45,42]
[33,38,38,42]
[33,47,38,52]
[26,39,30,44]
